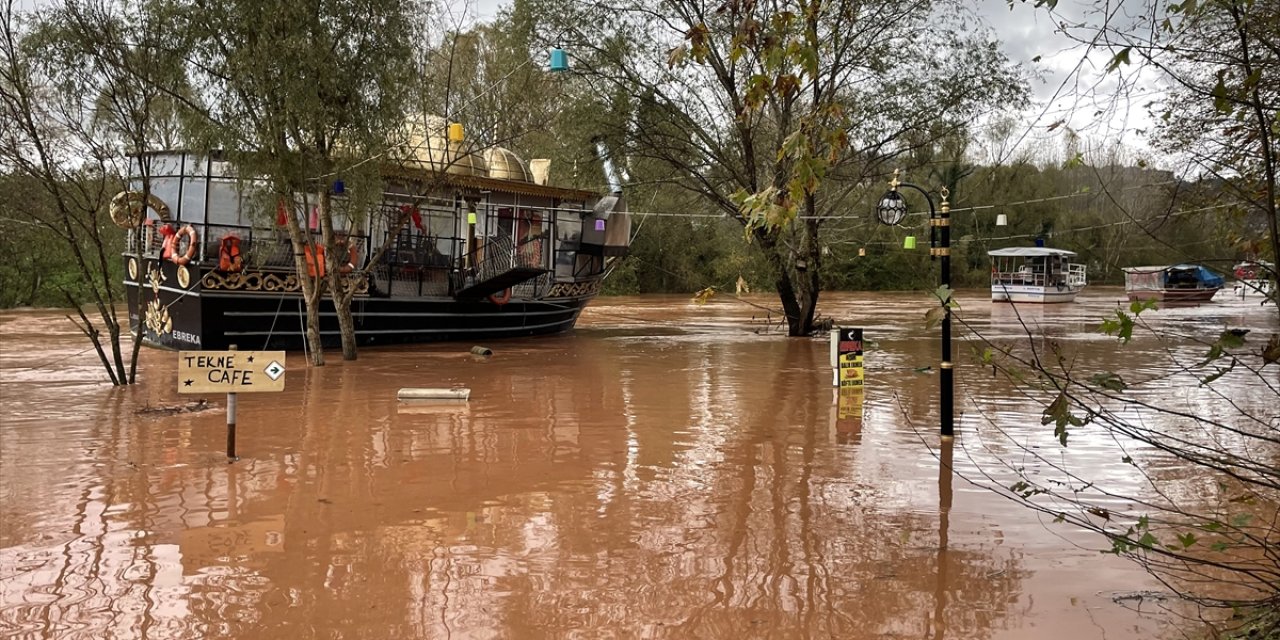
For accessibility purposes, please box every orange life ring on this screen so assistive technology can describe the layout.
[489,289,512,306]
[169,225,197,265]
[218,235,244,273]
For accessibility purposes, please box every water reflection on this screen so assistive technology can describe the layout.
[5,290,1254,637]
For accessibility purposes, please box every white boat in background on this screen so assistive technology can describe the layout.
[989,247,1088,303]
[1231,260,1275,301]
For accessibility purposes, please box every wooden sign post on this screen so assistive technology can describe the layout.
[179,345,286,460]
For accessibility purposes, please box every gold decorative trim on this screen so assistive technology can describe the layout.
[201,269,368,295]
[128,258,138,280]
[930,248,950,257]
[177,265,191,288]
[546,280,600,299]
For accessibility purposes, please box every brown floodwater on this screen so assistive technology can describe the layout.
[2,289,1277,639]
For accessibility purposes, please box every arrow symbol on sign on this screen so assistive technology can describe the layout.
[264,361,285,381]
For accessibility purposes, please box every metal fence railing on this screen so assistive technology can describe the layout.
[124,222,368,273]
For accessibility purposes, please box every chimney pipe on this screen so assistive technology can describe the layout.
[593,139,623,195]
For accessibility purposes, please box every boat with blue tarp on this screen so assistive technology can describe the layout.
[1122,264,1224,303]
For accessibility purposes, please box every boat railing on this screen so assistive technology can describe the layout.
[990,263,1088,288]
[991,268,1047,287]
[125,221,370,273]
[1066,263,1087,286]
[372,233,462,297]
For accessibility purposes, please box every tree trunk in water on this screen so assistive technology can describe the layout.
[317,190,359,361]
[331,283,358,361]
[282,196,325,366]
[757,228,819,337]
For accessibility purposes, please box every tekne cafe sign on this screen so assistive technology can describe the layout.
[178,351,286,394]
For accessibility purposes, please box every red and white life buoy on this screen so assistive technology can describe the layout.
[169,226,198,265]
[489,289,512,306]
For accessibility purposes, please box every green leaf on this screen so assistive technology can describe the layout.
[1177,532,1198,548]
[1261,333,1280,366]
[1210,541,1229,552]
[933,284,954,305]
[924,304,946,330]
[1217,330,1246,349]
[1199,364,1233,386]
[1100,309,1136,343]
[1211,76,1232,114]
[1104,47,1132,73]
[1129,299,1157,315]
[1137,532,1158,548]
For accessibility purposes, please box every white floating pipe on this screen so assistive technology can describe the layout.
[398,388,471,401]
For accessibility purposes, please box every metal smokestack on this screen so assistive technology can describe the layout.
[594,139,623,195]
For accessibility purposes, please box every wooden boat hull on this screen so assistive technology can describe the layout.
[991,284,1082,304]
[1126,287,1220,303]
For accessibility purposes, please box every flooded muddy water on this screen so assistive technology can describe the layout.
[2,289,1277,638]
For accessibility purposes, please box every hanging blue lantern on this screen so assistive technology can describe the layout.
[549,48,569,72]
[333,179,345,195]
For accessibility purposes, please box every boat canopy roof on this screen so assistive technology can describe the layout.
[988,247,1077,258]
[1122,264,1211,273]
[1124,264,1225,287]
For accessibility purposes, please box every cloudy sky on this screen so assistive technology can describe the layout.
[13,0,1158,164]
[462,0,1162,164]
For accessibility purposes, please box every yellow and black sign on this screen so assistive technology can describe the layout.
[836,327,863,388]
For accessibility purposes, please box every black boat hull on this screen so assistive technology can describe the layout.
[125,257,594,351]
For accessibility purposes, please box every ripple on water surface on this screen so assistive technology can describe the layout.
[3,291,1275,638]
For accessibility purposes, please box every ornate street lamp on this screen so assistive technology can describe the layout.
[874,169,954,437]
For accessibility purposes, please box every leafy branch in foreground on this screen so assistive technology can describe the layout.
[954,299,1280,636]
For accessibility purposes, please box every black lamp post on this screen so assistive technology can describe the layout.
[875,169,954,437]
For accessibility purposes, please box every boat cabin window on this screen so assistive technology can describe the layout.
[554,214,582,279]
[133,153,182,178]
[183,154,207,177]
[180,176,206,223]
[128,176,181,223]
[206,179,240,226]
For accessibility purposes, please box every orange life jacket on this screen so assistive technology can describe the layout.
[219,236,244,273]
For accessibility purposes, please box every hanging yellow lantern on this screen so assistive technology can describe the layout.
[903,236,917,250]
[448,123,465,142]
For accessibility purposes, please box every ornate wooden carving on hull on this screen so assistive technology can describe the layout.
[201,270,369,295]
[546,280,600,299]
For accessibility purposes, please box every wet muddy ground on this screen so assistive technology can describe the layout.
[2,289,1277,638]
